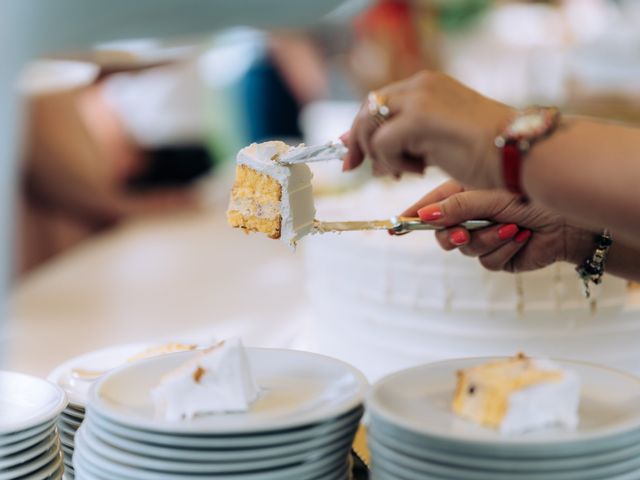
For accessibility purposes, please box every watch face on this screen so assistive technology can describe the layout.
[508,113,547,136]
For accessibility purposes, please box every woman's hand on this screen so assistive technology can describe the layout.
[343,70,513,189]
[402,180,594,273]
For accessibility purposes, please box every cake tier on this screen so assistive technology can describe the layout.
[302,176,639,381]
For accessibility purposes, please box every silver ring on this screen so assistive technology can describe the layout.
[367,91,391,125]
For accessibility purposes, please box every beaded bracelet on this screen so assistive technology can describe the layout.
[576,229,612,299]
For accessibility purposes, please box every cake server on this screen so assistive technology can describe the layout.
[275,141,348,165]
[313,217,492,235]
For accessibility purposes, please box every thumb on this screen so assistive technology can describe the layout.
[400,180,464,217]
[417,189,519,227]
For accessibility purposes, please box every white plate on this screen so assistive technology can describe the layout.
[86,415,357,462]
[18,451,64,480]
[0,427,55,457]
[47,343,152,407]
[370,422,640,472]
[0,440,60,480]
[60,414,82,429]
[59,431,74,450]
[0,432,57,470]
[75,428,349,480]
[368,357,640,449]
[0,420,57,447]
[0,372,67,434]
[368,435,640,480]
[88,406,362,448]
[61,407,84,421]
[80,421,355,474]
[91,348,367,434]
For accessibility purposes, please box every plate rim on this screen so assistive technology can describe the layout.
[0,372,67,435]
[367,356,640,447]
[89,347,368,434]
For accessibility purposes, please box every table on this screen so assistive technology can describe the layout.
[6,206,307,377]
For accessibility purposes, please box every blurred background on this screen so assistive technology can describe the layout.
[7,0,640,376]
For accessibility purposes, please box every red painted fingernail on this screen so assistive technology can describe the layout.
[339,131,350,143]
[515,229,532,243]
[450,230,468,246]
[498,223,519,240]
[417,204,443,222]
[342,153,351,171]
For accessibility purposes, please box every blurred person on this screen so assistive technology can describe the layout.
[19,64,210,273]
[343,70,640,284]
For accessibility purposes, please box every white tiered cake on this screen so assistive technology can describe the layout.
[301,175,639,381]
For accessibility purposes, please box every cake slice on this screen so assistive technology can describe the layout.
[151,338,259,421]
[227,141,315,246]
[452,353,580,434]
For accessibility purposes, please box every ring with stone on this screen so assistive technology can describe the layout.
[367,91,391,125]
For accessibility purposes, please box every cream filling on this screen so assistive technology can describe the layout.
[228,197,281,220]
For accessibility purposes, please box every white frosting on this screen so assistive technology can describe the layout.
[501,360,581,434]
[300,174,638,382]
[234,141,316,246]
[151,338,259,421]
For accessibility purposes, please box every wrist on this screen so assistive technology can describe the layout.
[563,226,602,266]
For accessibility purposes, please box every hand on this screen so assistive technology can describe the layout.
[343,70,513,188]
[401,180,594,273]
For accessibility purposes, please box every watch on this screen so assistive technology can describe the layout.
[495,106,561,195]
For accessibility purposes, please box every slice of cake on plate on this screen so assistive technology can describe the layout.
[452,353,581,434]
[151,338,259,421]
[227,141,316,246]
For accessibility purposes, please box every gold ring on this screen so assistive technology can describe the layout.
[367,91,391,125]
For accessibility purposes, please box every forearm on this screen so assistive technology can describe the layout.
[522,117,640,247]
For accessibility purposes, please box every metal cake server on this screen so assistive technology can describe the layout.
[273,142,492,235]
[275,141,348,165]
[314,217,492,235]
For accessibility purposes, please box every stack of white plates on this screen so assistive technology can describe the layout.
[47,343,153,478]
[0,371,67,480]
[368,358,640,480]
[73,348,367,480]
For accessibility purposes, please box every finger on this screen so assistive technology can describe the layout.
[457,223,519,257]
[370,115,425,177]
[478,230,531,272]
[417,189,520,228]
[401,180,464,217]
[434,227,470,250]
[345,87,405,173]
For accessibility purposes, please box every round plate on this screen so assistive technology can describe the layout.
[0,440,60,480]
[368,357,640,453]
[47,343,152,407]
[0,427,55,457]
[60,414,82,429]
[90,348,367,434]
[14,451,64,480]
[88,406,362,449]
[370,421,640,472]
[59,431,74,449]
[80,422,355,474]
[368,435,640,480]
[62,406,85,421]
[0,372,67,434]
[0,420,57,447]
[74,427,350,480]
[86,415,358,462]
[0,432,57,470]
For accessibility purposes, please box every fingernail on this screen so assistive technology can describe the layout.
[450,230,468,246]
[498,223,519,240]
[417,204,443,222]
[515,229,532,243]
[339,131,350,143]
[342,154,351,171]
